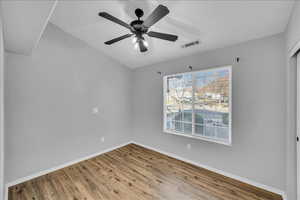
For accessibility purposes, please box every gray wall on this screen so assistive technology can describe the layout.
[285,2,300,200]
[4,23,133,183]
[0,9,4,200]
[132,34,286,190]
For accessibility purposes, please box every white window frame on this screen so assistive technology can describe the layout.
[163,65,232,146]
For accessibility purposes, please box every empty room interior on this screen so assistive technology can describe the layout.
[0,0,300,200]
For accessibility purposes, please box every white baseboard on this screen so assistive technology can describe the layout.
[131,141,287,200]
[5,141,287,200]
[4,141,131,200]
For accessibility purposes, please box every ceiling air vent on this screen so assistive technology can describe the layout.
[181,40,200,49]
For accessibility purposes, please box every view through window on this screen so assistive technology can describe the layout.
[164,66,232,145]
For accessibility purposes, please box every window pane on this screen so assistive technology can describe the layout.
[195,111,204,124]
[164,67,231,145]
[194,68,230,142]
[216,126,229,139]
[175,121,183,132]
[166,120,174,130]
[195,124,204,136]
[204,126,215,138]
[183,109,192,122]
[183,123,192,134]
[165,73,192,134]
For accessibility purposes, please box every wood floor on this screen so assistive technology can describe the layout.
[9,144,282,200]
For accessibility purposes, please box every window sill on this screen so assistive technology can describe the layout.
[163,129,232,146]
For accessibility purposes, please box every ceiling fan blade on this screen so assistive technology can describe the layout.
[148,31,178,41]
[138,40,148,52]
[143,5,169,28]
[132,0,201,38]
[99,12,131,30]
[104,34,133,45]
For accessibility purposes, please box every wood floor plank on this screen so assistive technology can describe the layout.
[8,144,283,200]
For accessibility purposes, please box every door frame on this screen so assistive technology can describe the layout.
[297,52,300,200]
[289,38,300,200]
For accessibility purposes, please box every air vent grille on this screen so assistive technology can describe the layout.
[181,40,200,48]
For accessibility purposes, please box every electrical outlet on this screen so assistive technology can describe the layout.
[101,137,105,143]
[187,144,191,150]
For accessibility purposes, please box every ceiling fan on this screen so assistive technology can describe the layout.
[98,5,178,52]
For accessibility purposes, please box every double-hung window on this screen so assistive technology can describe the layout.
[163,66,232,145]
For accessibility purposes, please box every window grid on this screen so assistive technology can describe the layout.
[191,72,196,136]
[163,66,232,145]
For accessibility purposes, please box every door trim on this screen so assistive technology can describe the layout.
[297,52,300,200]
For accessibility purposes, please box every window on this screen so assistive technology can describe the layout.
[163,66,232,145]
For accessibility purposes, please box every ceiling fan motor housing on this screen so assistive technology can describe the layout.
[130,20,148,34]
[130,8,149,34]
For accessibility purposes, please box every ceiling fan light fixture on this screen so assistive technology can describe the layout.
[132,36,138,44]
[143,40,149,47]
[134,42,139,50]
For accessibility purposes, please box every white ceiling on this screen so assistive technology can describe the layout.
[1,0,58,55]
[0,0,294,68]
[50,0,294,68]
